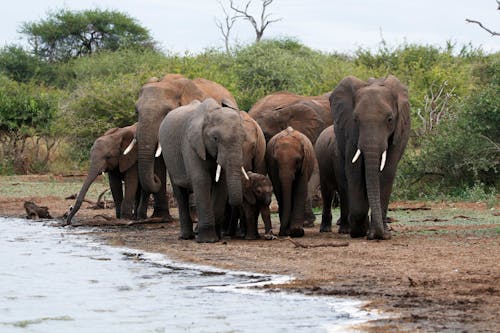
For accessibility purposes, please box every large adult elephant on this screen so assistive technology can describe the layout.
[66,123,145,225]
[222,111,267,238]
[266,127,316,237]
[159,99,245,243]
[248,91,332,225]
[248,92,332,143]
[330,75,411,240]
[135,74,238,221]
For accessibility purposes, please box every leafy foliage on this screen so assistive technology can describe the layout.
[20,8,156,62]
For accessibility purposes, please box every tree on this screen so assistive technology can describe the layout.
[229,0,281,42]
[466,0,499,36]
[215,0,238,53]
[20,8,156,62]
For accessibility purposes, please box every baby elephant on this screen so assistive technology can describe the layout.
[240,171,274,240]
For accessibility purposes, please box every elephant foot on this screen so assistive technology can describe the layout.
[152,209,173,222]
[367,230,392,240]
[349,225,367,238]
[244,233,260,240]
[196,226,220,243]
[289,227,305,238]
[304,211,316,226]
[179,233,195,240]
[319,214,332,232]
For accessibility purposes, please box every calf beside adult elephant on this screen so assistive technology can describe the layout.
[159,99,246,243]
[248,92,333,226]
[66,123,145,225]
[330,75,411,240]
[135,74,238,221]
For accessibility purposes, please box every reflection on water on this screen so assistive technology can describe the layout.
[0,217,378,332]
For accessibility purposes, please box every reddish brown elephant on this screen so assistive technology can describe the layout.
[135,74,238,222]
[248,91,332,226]
[266,127,316,237]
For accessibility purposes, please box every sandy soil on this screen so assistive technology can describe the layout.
[1,175,499,332]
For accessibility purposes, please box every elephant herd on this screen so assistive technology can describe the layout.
[66,73,410,243]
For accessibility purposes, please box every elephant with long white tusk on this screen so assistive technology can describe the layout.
[159,98,245,243]
[329,75,411,240]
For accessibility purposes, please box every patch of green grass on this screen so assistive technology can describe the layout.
[0,175,108,199]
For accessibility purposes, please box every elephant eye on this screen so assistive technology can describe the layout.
[387,115,394,123]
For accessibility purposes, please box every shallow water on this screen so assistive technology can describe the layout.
[0,217,378,332]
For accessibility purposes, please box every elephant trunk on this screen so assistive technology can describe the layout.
[66,165,101,225]
[363,150,385,239]
[137,122,161,194]
[278,174,293,235]
[223,150,243,207]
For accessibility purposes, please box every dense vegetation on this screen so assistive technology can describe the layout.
[0,9,498,202]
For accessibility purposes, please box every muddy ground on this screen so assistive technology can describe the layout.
[0,175,499,332]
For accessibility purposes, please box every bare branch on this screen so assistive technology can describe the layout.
[229,0,282,42]
[216,0,237,53]
[465,19,500,36]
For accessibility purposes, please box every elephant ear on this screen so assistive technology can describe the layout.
[243,175,256,205]
[119,128,137,173]
[187,99,219,160]
[330,76,367,128]
[384,75,411,147]
[300,133,316,178]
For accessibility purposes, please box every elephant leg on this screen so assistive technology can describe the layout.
[335,163,350,234]
[260,205,273,236]
[212,183,228,240]
[289,177,307,238]
[193,177,218,243]
[136,190,150,219]
[346,176,369,238]
[319,184,333,233]
[108,171,123,218]
[172,185,194,240]
[243,205,259,240]
[304,168,320,227]
[151,158,172,221]
[380,165,398,233]
[121,168,138,220]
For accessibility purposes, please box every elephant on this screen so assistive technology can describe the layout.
[248,92,333,226]
[66,123,145,225]
[314,125,342,232]
[266,127,316,237]
[159,98,245,243]
[235,171,274,240]
[330,75,411,240]
[248,92,332,143]
[135,74,238,222]
[222,111,267,238]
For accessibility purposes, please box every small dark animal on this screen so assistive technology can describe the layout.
[24,201,52,219]
[240,171,274,240]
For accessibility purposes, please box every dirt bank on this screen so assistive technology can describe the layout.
[1,175,499,332]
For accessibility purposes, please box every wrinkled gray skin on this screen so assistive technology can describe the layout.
[66,124,145,225]
[330,75,410,240]
[222,111,267,238]
[314,125,342,232]
[266,127,316,237]
[135,74,238,221]
[159,99,244,243]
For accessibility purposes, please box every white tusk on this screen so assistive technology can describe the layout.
[155,144,162,157]
[352,149,361,163]
[215,164,222,182]
[241,166,249,180]
[380,150,387,171]
[123,138,136,155]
